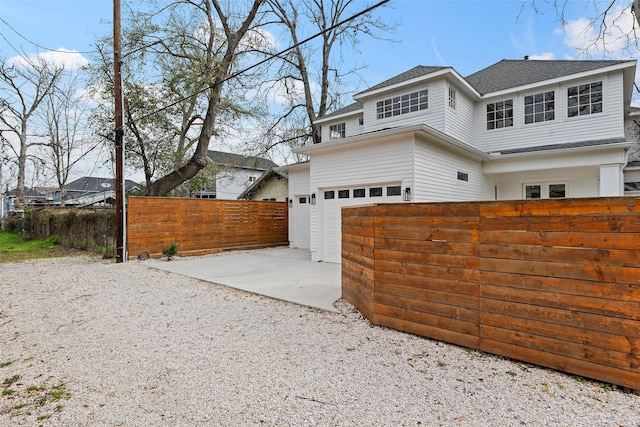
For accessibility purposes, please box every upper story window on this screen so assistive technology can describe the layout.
[525,91,554,124]
[567,81,602,117]
[486,99,513,130]
[329,122,345,139]
[448,87,456,110]
[376,89,428,119]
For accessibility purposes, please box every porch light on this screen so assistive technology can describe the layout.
[310,193,316,204]
[403,187,412,201]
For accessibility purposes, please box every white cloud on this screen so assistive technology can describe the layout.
[528,52,556,60]
[10,48,89,70]
[561,6,636,58]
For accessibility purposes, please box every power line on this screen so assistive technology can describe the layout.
[127,0,391,127]
[0,17,97,55]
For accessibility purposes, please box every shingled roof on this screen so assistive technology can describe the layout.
[465,59,632,95]
[207,150,277,171]
[357,66,448,96]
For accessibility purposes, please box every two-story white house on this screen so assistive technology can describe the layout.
[282,59,638,263]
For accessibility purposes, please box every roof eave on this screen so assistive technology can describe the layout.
[295,123,490,161]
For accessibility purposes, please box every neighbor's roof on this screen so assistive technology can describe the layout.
[465,59,633,95]
[207,150,277,171]
[237,169,287,200]
[65,176,140,192]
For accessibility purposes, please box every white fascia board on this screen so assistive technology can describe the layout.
[294,123,490,161]
[483,142,631,174]
[314,109,362,125]
[354,68,481,101]
[481,61,636,99]
[275,162,310,173]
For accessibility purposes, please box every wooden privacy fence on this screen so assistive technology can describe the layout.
[342,197,640,390]
[127,197,288,258]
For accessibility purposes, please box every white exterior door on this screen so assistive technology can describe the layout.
[321,185,402,263]
[295,195,310,249]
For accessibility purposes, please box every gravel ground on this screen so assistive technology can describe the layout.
[0,256,638,426]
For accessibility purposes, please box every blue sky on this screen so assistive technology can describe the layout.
[1,0,636,89]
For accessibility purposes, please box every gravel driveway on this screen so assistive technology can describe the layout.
[1,256,638,426]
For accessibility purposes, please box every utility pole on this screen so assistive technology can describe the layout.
[114,0,126,262]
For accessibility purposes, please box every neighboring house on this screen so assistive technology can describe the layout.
[1,187,48,217]
[237,170,288,201]
[196,150,278,200]
[55,176,142,206]
[282,59,639,263]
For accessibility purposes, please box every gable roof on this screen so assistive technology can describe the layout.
[237,169,287,200]
[320,101,363,120]
[207,150,277,171]
[465,59,633,95]
[357,66,448,96]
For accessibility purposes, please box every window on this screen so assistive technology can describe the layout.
[524,183,566,199]
[625,182,640,192]
[549,184,566,198]
[299,197,307,204]
[329,122,345,139]
[525,185,541,199]
[369,187,383,197]
[353,188,366,198]
[338,189,350,199]
[248,176,256,182]
[376,89,428,119]
[567,81,602,117]
[387,186,401,196]
[486,100,513,130]
[262,198,276,201]
[324,191,335,199]
[457,171,469,182]
[525,91,554,124]
[448,87,456,110]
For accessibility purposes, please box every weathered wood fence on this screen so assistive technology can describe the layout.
[127,197,288,258]
[342,197,640,390]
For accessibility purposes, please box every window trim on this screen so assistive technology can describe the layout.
[523,181,568,199]
[329,122,346,139]
[376,88,428,120]
[448,86,456,110]
[524,90,555,125]
[567,80,603,118]
[486,99,514,130]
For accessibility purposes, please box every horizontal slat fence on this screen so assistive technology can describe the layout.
[342,197,640,390]
[128,197,288,258]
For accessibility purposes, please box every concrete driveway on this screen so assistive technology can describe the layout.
[148,246,341,312]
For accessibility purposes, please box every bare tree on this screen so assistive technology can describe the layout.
[263,0,395,148]
[522,0,640,56]
[40,70,100,206]
[0,55,64,209]
[89,0,267,197]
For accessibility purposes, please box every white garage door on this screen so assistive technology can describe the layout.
[295,195,310,249]
[321,185,402,263]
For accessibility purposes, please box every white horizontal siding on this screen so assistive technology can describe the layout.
[413,138,490,202]
[361,79,446,134]
[474,71,625,153]
[492,166,599,200]
[444,81,475,145]
[310,138,414,190]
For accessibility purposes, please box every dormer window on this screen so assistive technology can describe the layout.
[376,89,428,119]
[487,99,513,130]
[329,122,345,139]
[567,81,602,117]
